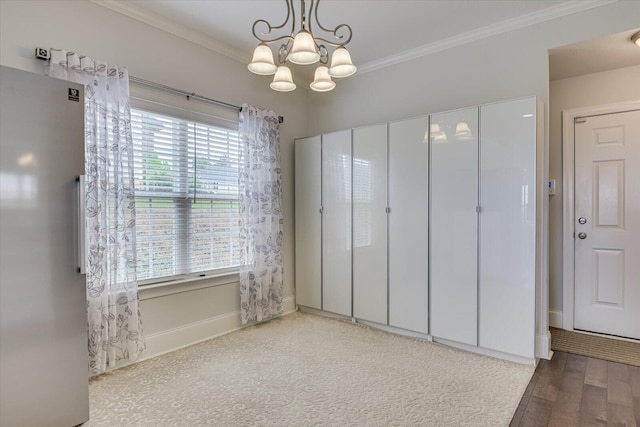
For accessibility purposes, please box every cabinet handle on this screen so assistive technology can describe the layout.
[77,175,86,275]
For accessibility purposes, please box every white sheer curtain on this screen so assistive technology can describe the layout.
[238,104,284,324]
[46,49,145,375]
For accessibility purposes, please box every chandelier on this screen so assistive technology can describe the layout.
[248,0,356,92]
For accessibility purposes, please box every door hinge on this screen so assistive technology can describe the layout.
[319,207,323,214]
[575,118,587,124]
[476,206,481,213]
[385,207,391,213]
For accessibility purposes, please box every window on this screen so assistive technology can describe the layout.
[131,108,240,283]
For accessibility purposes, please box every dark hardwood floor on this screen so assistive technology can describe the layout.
[510,351,640,427]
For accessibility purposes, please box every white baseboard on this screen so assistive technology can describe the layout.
[298,305,352,321]
[298,306,433,342]
[434,336,537,366]
[549,309,563,328]
[356,319,431,341]
[138,296,296,363]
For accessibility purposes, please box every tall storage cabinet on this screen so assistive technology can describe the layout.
[352,124,388,324]
[294,136,322,309]
[321,130,353,316]
[295,96,543,361]
[388,117,429,334]
[429,97,540,359]
[295,131,352,317]
[478,97,537,358]
[429,107,479,346]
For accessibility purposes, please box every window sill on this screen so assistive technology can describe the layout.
[138,270,240,301]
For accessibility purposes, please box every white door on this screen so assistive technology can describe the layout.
[294,136,322,309]
[352,124,388,324]
[574,109,640,340]
[429,107,479,346]
[322,130,352,317]
[388,117,429,334]
[479,97,537,358]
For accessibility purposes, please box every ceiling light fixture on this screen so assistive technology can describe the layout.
[248,0,356,92]
[632,30,640,47]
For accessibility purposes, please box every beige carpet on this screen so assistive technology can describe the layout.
[551,327,640,367]
[85,312,534,426]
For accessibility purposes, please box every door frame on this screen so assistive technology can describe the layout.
[561,99,640,331]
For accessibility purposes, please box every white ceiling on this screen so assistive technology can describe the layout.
[100,0,640,83]
[549,28,640,81]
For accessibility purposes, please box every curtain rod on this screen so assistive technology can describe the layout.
[130,77,284,124]
[130,76,238,110]
[34,47,283,124]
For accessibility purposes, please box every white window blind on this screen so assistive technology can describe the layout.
[131,108,240,282]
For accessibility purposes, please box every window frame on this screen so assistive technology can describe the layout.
[130,95,241,287]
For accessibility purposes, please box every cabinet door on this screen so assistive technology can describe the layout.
[352,124,388,324]
[430,107,479,345]
[388,117,429,333]
[322,130,352,316]
[479,97,536,358]
[295,136,322,309]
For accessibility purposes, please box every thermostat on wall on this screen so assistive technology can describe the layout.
[548,179,556,196]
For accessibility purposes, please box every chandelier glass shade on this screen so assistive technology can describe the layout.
[270,66,297,92]
[309,66,336,92]
[248,43,278,75]
[248,0,356,92]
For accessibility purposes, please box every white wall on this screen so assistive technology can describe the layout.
[308,2,640,135]
[0,0,306,359]
[547,64,640,326]
[307,1,640,328]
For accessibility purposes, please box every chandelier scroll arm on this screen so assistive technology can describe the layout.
[313,30,353,48]
[315,44,329,64]
[312,0,353,46]
[277,40,294,64]
[251,0,297,44]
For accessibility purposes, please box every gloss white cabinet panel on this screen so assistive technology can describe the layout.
[294,136,322,309]
[479,97,536,358]
[322,130,352,317]
[352,124,388,324]
[430,107,479,346]
[388,117,429,334]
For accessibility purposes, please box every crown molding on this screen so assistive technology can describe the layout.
[90,0,248,63]
[357,0,619,75]
[91,0,617,77]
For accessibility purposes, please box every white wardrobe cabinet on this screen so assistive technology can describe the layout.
[388,117,429,334]
[352,124,388,325]
[295,131,352,317]
[296,120,430,334]
[429,107,479,346]
[429,97,540,359]
[294,136,322,309]
[295,96,543,362]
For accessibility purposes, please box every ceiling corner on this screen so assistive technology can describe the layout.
[90,0,248,64]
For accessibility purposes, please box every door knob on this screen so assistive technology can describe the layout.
[578,232,587,239]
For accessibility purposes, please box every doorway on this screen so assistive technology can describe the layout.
[562,101,640,340]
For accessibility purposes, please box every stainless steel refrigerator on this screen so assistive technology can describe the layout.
[0,65,90,426]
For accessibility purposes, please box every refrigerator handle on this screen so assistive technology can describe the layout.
[77,175,86,275]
